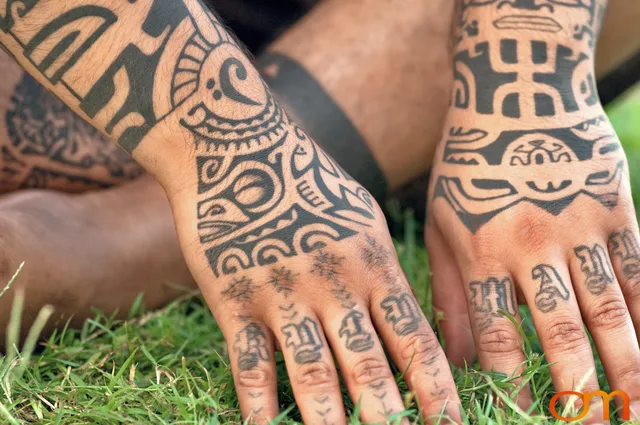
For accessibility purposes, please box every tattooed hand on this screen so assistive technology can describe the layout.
[428,0,640,421]
[0,1,460,423]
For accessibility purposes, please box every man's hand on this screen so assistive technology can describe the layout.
[0,1,461,423]
[427,0,640,421]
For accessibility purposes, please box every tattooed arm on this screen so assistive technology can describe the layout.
[0,1,461,424]
[428,0,640,418]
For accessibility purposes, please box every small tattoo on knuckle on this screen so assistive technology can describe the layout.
[533,264,570,313]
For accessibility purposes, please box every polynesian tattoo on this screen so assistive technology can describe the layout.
[0,1,376,276]
[257,52,387,201]
[435,0,623,232]
[610,228,640,280]
[380,293,423,336]
[574,243,615,295]
[2,72,142,191]
[469,277,518,332]
[533,264,570,313]
[233,323,270,371]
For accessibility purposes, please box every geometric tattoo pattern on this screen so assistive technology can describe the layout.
[436,0,619,233]
[0,0,376,277]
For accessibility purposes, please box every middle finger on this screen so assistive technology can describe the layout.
[518,260,605,423]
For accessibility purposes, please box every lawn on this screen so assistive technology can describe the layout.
[1,87,640,425]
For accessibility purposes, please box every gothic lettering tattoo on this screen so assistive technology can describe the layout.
[3,73,142,190]
[469,277,518,332]
[434,119,623,232]
[533,264,570,313]
[338,310,374,353]
[380,293,423,336]
[281,316,324,364]
[0,1,377,278]
[610,229,640,280]
[233,323,270,371]
[574,244,615,295]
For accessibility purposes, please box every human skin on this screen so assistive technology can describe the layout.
[426,0,640,422]
[0,1,460,424]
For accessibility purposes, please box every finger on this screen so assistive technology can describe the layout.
[426,224,476,367]
[272,305,347,425]
[609,227,640,340]
[520,262,605,424]
[371,284,462,424]
[227,320,279,424]
[462,269,532,408]
[320,303,407,423]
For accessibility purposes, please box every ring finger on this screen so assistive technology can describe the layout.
[321,303,407,423]
[571,239,640,420]
[519,261,604,423]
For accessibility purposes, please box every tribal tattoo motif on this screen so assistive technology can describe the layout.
[3,73,142,190]
[435,119,623,231]
[533,264,570,313]
[469,277,518,332]
[574,243,615,295]
[435,0,621,232]
[0,1,376,276]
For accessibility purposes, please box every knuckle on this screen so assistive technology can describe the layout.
[587,297,631,329]
[620,274,640,301]
[615,362,640,392]
[349,356,393,387]
[236,363,276,389]
[293,361,338,390]
[476,326,522,356]
[397,328,442,364]
[543,318,588,352]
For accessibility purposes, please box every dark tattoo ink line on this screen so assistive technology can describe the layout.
[533,264,570,313]
[574,243,615,295]
[257,52,387,201]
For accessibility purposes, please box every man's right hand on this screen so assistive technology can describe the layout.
[0,1,461,423]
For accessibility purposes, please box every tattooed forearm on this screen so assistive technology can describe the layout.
[1,1,376,278]
[574,243,615,294]
[2,73,142,191]
[434,0,619,232]
[470,277,518,332]
[257,52,387,201]
[533,264,570,313]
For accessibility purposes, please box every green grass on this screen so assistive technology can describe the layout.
[1,88,640,424]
